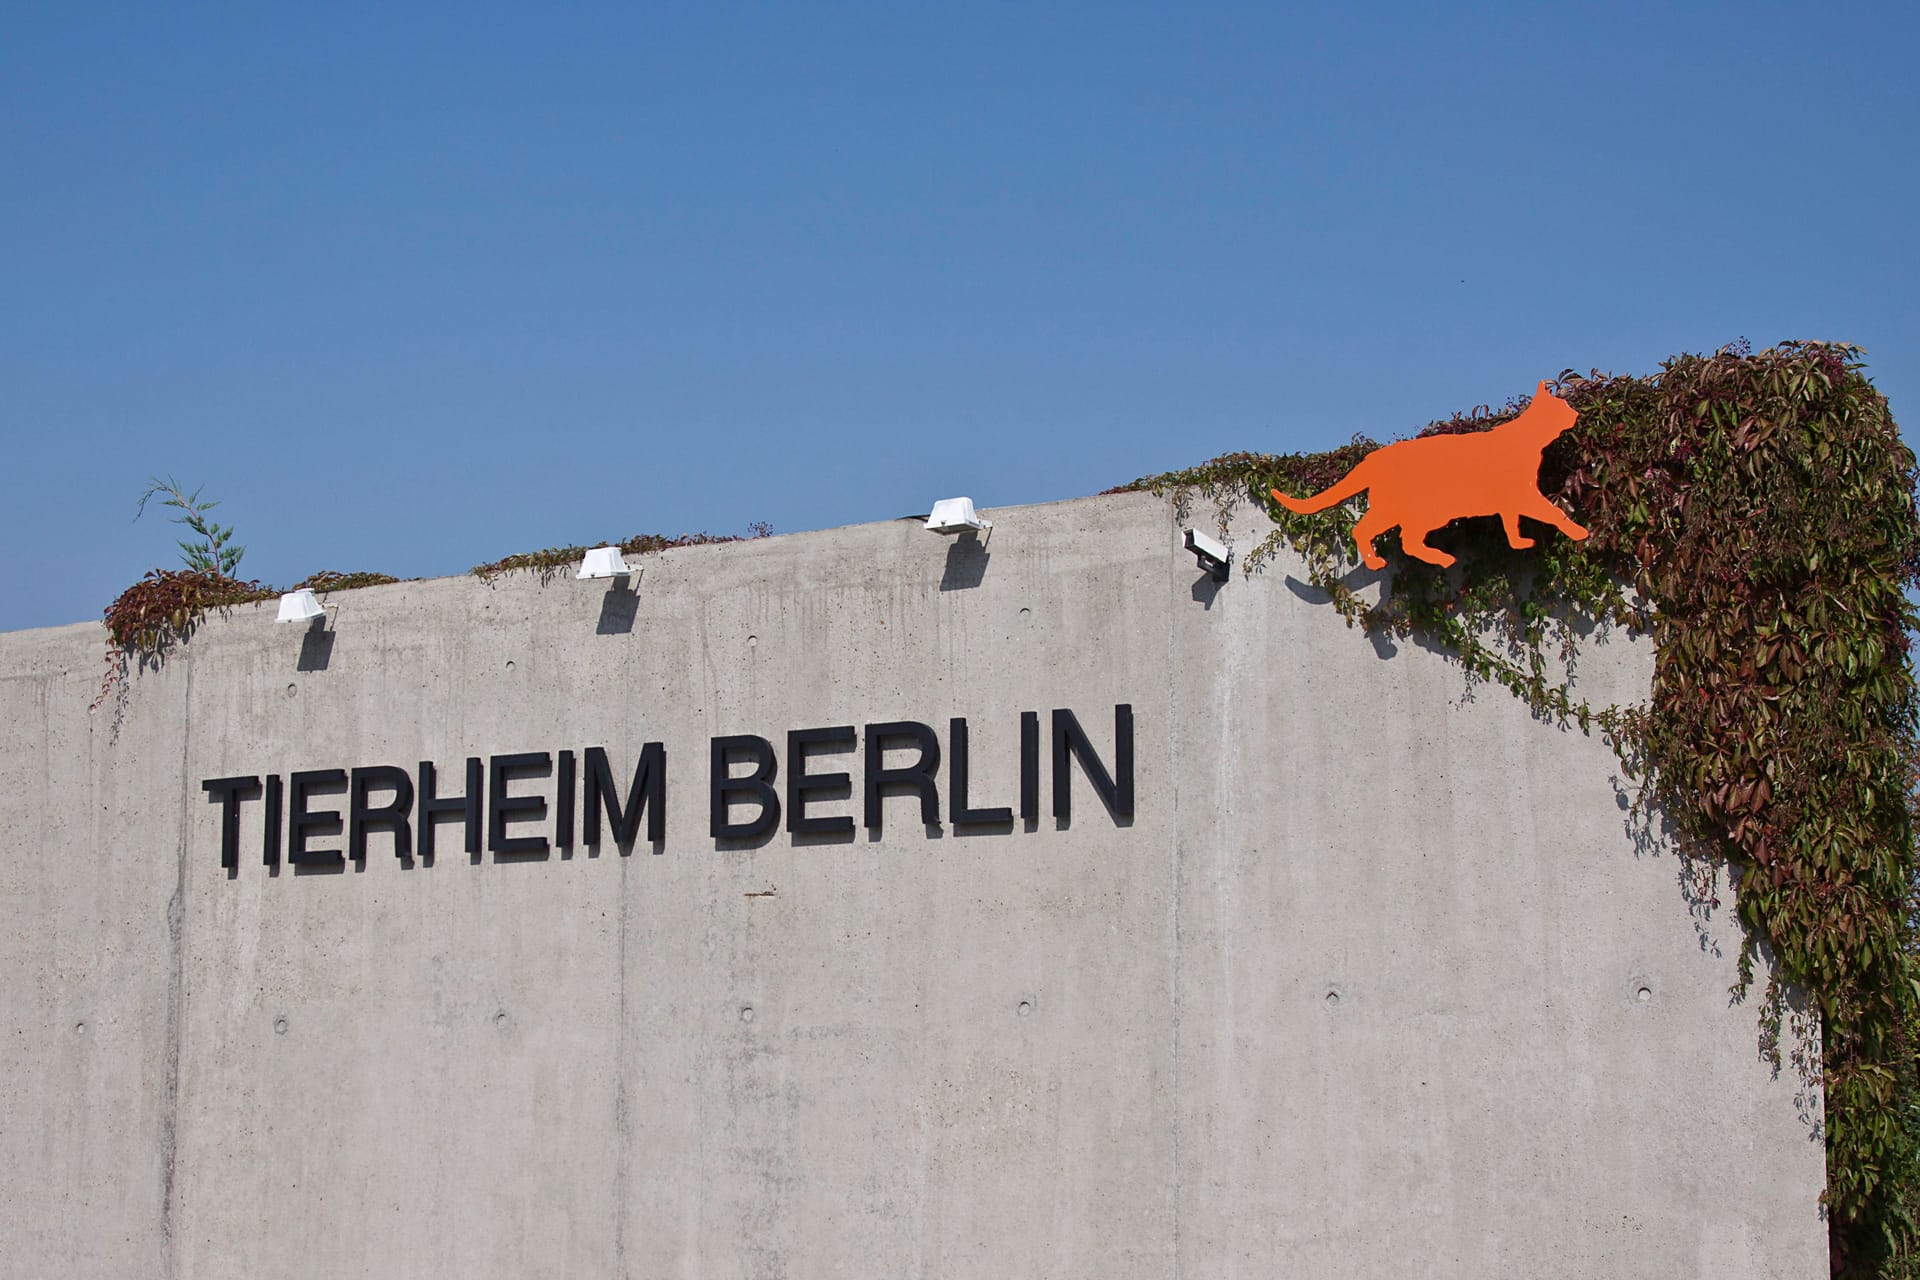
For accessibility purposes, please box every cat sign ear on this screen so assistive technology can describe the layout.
[1536,380,1550,398]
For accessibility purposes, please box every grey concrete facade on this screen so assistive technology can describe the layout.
[0,491,1822,1278]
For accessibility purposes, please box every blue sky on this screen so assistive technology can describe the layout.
[3,2,1915,632]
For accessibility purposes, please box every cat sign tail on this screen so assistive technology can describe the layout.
[1271,462,1372,516]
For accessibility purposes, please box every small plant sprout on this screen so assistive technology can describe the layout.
[136,476,245,578]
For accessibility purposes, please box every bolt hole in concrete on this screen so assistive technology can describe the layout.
[286,682,297,697]
[505,660,515,671]
[73,1021,85,1035]
[1325,990,1342,1009]
[1017,1000,1033,1017]
[747,635,758,649]
[739,1006,755,1023]
[273,1017,288,1035]
[495,1011,509,1027]
[1637,986,1653,1003]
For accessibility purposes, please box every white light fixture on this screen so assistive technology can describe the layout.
[925,497,992,535]
[1184,528,1231,583]
[576,546,633,580]
[275,588,326,623]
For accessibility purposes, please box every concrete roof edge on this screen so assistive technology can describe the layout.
[0,490,1173,640]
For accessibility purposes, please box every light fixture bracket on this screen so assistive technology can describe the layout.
[1184,528,1232,583]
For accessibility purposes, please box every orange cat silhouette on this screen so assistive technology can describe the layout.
[1270,381,1589,570]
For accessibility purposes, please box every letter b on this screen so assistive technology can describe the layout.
[711,735,780,840]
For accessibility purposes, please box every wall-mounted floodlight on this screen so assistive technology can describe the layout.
[1184,528,1231,583]
[577,546,633,579]
[276,588,326,623]
[926,497,992,535]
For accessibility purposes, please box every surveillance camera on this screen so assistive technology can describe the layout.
[1183,528,1231,583]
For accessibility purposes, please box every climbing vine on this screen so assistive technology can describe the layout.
[93,569,277,711]
[292,570,401,593]
[1114,340,1920,1277]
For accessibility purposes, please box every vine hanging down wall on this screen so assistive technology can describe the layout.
[1115,341,1920,1278]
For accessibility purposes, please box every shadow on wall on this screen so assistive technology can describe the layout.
[597,575,642,636]
[1283,573,1403,659]
[296,619,334,671]
[939,533,989,591]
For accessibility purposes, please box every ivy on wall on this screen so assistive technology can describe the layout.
[1115,340,1920,1277]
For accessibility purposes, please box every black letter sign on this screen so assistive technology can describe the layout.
[711,735,780,840]
[418,758,483,859]
[864,721,941,832]
[288,769,348,866]
[585,744,666,849]
[202,776,261,870]
[488,753,552,857]
[1051,704,1134,826]
[949,719,1012,828]
[348,765,415,860]
[787,726,856,837]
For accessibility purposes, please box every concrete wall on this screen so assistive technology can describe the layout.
[0,491,1823,1278]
